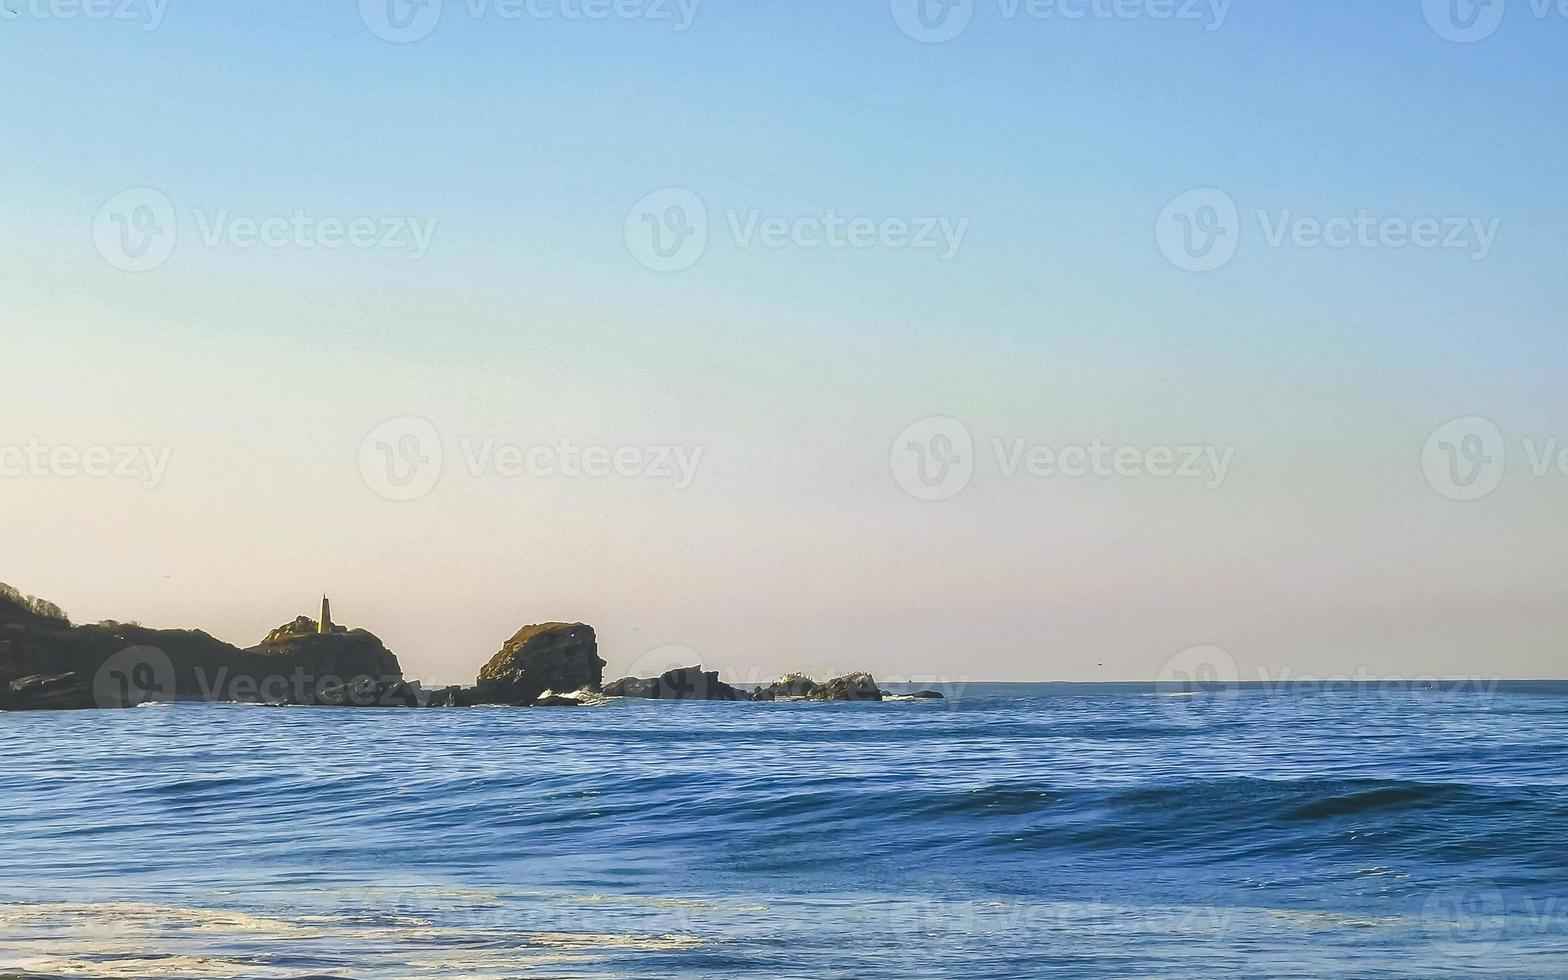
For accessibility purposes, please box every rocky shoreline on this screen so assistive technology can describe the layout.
[0,584,941,712]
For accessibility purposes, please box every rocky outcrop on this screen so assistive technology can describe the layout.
[606,670,885,703]
[808,673,884,701]
[2,582,913,713]
[473,623,603,705]
[754,673,820,700]
[424,685,472,708]
[245,619,405,704]
[604,665,747,701]
[602,676,655,698]
[750,672,886,702]
[1,673,101,711]
[0,586,410,711]
[307,677,427,708]
[262,615,346,645]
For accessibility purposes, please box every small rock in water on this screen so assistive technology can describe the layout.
[0,673,112,712]
[424,685,473,708]
[756,673,819,700]
[604,666,747,701]
[309,677,428,708]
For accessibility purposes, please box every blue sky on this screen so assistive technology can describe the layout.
[2,1,1565,682]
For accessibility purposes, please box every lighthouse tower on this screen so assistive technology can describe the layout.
[318,595,333,635]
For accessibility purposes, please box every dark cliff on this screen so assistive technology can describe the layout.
[0,587,405,709]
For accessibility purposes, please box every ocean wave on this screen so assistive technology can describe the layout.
[0,900,705,980]
[4,690,1567,978]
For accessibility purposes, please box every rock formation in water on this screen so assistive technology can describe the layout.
[2,673,103,711]
[472,623,604,706]
[749,672,887,701]
[603,665,748,701]
[0,585,408,710]
[245,616,407,704]
[807,672,884,702]
[606,669,893,703]
[752,673,820,701]
[1,582,926,712]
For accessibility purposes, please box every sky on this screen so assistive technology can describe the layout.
[2,0,1565,685]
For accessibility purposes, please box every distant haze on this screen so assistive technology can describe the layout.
[3,4,1564,683]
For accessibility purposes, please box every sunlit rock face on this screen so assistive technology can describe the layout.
[474,623,604,705]
[246,618,404,688]
[261,615,346,646]
[808,673,884,702]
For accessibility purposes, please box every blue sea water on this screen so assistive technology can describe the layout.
[2,682,1567,978]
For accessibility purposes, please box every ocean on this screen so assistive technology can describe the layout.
[2,682,1566,978]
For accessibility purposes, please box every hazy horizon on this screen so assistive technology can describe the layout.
[5,2,1566,685]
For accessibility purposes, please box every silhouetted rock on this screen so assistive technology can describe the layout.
[604,665,747,701]
[756,673,820,700]
[473,623,604,705]
[1,582,912,713]
[1,673,103,711]
[751,673,884,702]
[807,673,883,702]
[0,586,409,710]
[425,685,473,708]
[308,677,426,708]
[603,676,657,698]
[246,620,405,703]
